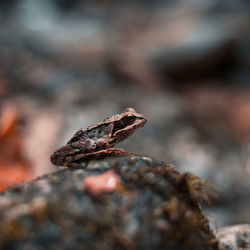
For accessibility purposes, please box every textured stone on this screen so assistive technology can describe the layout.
[0,155,218,250]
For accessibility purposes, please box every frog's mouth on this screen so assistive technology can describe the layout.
[112,116,136,135]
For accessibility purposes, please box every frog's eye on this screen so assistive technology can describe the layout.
[124,115,136,125]
[127,115,134,119]
[126,115,136,122]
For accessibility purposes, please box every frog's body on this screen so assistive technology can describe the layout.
[50,108,147,166]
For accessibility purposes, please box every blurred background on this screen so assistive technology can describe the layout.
[0,0,249,229]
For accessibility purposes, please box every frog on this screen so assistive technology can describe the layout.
[50,108,147,166]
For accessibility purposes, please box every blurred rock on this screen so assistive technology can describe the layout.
[184,87,250,142]
[0,155,218,250]
[0,0,249,238]
[110,13,249,88]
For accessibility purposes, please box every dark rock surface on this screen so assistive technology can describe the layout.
[0,155,218,250]
[0,0,250,229]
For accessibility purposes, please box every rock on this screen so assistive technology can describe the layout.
[216,224,250,250]
[0,155,218,250]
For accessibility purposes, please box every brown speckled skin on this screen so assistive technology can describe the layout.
[50,108,147,166]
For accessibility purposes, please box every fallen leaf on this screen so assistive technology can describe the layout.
[0,104,31,191]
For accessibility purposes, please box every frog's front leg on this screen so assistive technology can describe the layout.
[84,148,130,160]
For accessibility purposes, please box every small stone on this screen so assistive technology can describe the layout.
[216,224,250,250]
[84,170,121,195]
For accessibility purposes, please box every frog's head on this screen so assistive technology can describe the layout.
[111,107,147,142]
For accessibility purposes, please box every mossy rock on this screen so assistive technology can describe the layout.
[0,155,218,250]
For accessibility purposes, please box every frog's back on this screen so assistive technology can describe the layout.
[67,123,113,144]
